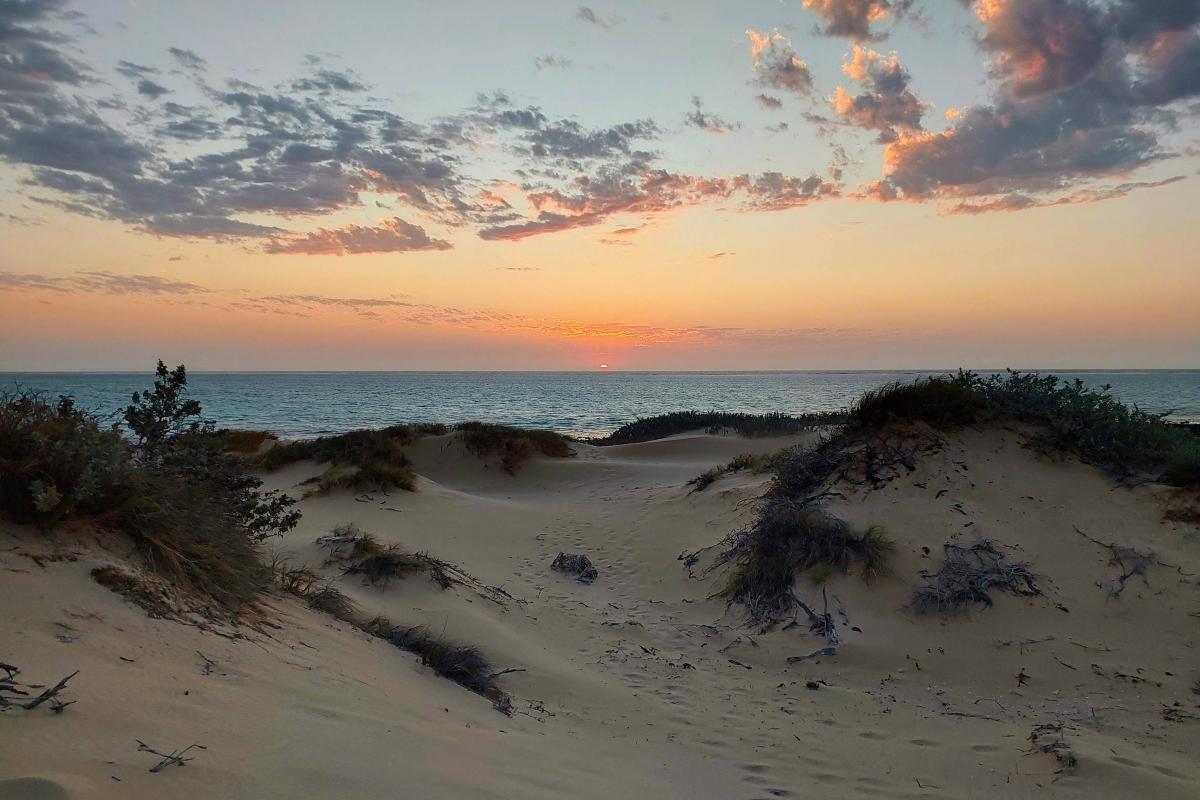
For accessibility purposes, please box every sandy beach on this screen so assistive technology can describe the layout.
[4,418,1198,799]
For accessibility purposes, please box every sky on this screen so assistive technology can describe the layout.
[0,0,1198,371]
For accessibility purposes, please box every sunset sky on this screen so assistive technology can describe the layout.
[1,0,1198,370]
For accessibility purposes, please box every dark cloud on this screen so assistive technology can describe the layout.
[684,96,738,133]
[576,6,616,29]
[167,46,206,71]
[291,68,367,94]
[747,29,814,95]
[754,93,784,110]
[869,0,1200,210]
[136,78,170,99]
[831,46,925,142]
[262,217,453,255]
[801,0,915,41]
[0,269,208,294]
[534,55,572,70]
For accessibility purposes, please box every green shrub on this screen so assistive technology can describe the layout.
[851,375,983,428]
[453,421,573,475]
[261,426,418,493]
[0,362,300,607]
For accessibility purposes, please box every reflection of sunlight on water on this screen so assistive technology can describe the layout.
[6,370,1199,439]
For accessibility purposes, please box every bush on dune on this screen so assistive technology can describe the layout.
[716,370,1196,621]
[365,618,511,707]
[596,410,844,446]
[0,362,300,607]
[850,371,1199,487]
[717,504,892,620]
[453,421,573,475]
[259,425,422,494]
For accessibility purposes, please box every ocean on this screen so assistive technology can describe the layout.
[3,370,1198,440]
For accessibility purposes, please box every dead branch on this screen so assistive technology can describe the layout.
[136,740,207,773]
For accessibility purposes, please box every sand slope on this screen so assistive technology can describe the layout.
[3,427,1198,799]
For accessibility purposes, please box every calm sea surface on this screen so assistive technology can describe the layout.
[4,371,1198,439]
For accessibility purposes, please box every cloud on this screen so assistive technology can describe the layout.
[802,0,915,41]
[262,217,453,255]
[831,46,926,142]
[754,93,784,110]
[290,68,367,93]
[478,168,838,241]
[747,29,814,95]
[0,269,208,295]
[534,55,573,70]
[576,6,617,29]
[136,79,170,99]
[708,251,734,259]
[868,0,1200,210]
[684,97,738,133]
[943,176,1186,213]
[167,47,206,71]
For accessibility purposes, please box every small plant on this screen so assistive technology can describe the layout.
[687,453,767,493]
[717,504,892,620]
[851,375,983,429]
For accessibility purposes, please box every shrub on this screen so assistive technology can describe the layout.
[851,375,983,429]
[596,411,844,446]
[717,504,892,620]
[217,429,277,454]
[453,422,573,475]
[0,362,300,607]
[261,426,419,494]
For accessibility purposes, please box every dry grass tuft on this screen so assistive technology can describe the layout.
[453,422,573,475]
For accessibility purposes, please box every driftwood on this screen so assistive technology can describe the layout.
[0,663,78,712]
[136,739,207,772]
[1073,526,1155,598]
[913,540,1039,613]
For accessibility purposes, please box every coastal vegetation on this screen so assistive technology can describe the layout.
[0,362,299,606]
[712,370,1200,621]
[594,410,845,445]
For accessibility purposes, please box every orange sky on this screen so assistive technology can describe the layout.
[1,1,1198,369]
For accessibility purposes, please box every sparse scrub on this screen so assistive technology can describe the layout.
[365,618,510,705]
[596,411,844,446]
[0,363,299,607]
[453,421,573,475]
[717,504,892,620]
[316,523,385,562]
[853,371,1200,486]
[260,426,419,494]
[912,540,1039,613]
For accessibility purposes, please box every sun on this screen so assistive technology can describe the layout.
[599,364,609,369]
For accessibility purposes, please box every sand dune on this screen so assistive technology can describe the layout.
[3,425,1198,799]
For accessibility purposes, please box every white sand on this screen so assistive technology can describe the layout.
[3,427,1198,798]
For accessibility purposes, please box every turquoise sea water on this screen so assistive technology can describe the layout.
[3,370,1198,439]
